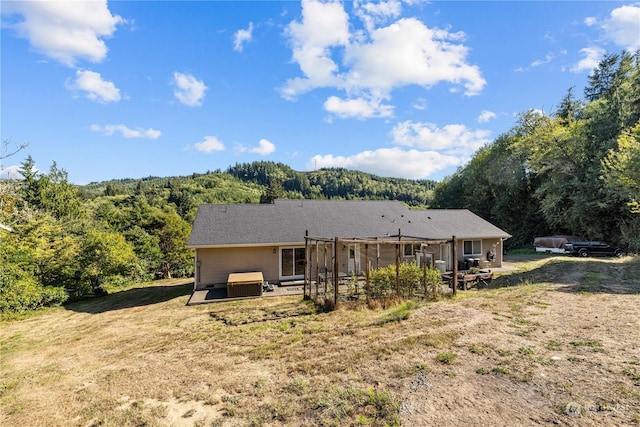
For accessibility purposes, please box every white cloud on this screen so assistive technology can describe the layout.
[308,147,461,179]
[233,22,254,52]
[281,0,350,99]
[531,53,554,67]
[282,1,485,118]
[602,5,640,50]
[307,118,492,179]
[324,95,394,119]
[2,0,123,67]
[250,139,276,155]
[173,72,208,107]
[0,165,23,180]
[390,120,491,154]
[412,98,427,111]
[194,136,225,153]
[90,124,161,139]
[354,0,402,32]
[477,110,497,123]
[344,18,483,95]
[571,6,640,74]
[571,46,605,73]
[236,139,277,155]
[68,70,121,103]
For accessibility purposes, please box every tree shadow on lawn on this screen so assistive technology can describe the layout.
[488,257,640,295]
[65,280,194,314]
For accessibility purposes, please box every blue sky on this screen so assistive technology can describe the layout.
[2,1,639,184]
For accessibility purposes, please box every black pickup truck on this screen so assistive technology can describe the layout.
[564,241,626,258]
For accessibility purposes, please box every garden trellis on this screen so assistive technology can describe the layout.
[303,230,460,308]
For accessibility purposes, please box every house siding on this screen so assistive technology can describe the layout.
[455,238,503,269]
[195,237,504,290]
[196,247,279,289]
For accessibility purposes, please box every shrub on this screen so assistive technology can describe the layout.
[369,264,396,298]
[102,274,135,292]
[424,266,443,301]
[0,265,68,313]
[398,262,421,297]
[369,262,440,300]
[40,286,69,306]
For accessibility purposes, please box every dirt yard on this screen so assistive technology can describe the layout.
[1,255,639,426]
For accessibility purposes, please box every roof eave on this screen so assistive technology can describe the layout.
[187,241,305,249]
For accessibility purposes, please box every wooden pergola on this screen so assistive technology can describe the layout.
[303,230,459,307]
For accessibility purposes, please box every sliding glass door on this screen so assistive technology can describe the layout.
[281,247,305,280]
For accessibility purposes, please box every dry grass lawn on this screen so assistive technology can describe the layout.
[1,255,639,426]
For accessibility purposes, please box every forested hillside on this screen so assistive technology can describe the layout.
[0,158,436,313]
[227,161,436,205]
[81,162,437,216]
[432,51,640,250]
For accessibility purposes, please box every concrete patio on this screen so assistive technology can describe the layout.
[187,283,304,305]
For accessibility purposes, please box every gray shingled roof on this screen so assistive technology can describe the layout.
[187,200,510,247]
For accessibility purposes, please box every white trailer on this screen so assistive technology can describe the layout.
[533,236,583,254]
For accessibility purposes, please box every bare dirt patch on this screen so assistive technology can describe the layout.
[1,258,639,426]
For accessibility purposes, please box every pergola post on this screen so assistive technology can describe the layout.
[422,245,427,298]
[452,235,457,296]
[323,242,328,299]
[315,240,320,300]
[304,230,309,299]
[395,229,401,296]
[365,243,370,304]
[334,236,339,307]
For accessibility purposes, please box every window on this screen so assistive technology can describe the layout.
[403,243,421,257]
[463,240,482,256]
[281,247,306,278]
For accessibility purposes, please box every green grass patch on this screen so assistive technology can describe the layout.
[376,301,416,326]
[570,339,602,348]
[286,378,309,396]
[469,345,486,355]
[616,384,640,399]
[533,357,555,366]
[315,386,400,426]
[492,366,509,375]
[518,347,534,355]
[622,368,640,386]
[436,352,457,364]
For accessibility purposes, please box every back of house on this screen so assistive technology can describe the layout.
[186,200,511,290]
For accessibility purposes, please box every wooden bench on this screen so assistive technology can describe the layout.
[456,271,494,290]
